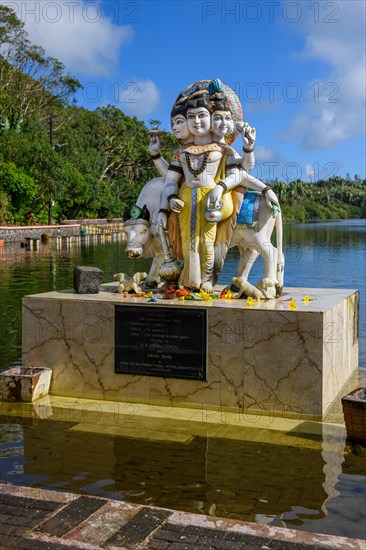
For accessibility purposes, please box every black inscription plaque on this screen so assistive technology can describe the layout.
[115,305,207,381]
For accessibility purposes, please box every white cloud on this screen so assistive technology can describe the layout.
[282,0,366,150]
[119,79,160,118]
[3,0,133,76]
[282,110,345,149]
[254,145,280,163]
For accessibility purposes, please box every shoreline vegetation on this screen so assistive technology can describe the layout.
[0,5,365,227]
[272,179,365,223]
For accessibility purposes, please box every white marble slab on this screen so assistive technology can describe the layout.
[22,285,359,418]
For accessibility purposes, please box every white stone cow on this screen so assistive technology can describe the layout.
[122,178,166,288]
[122,178,284,298]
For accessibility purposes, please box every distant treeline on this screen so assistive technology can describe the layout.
[272,177,365,222]
[0,5,365,225]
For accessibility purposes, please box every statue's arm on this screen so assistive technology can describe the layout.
[208,156,279,212]
[223,160,241,190]
[152,157,169,178]
[157,162,184,228]
[149,135,169,177]
[206,161,240,208]
[240,172,279,208]
[237,121,256,173]
[242,150,255,173]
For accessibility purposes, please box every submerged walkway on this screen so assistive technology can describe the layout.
[0,483,364,550]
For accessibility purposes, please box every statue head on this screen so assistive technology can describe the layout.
[170,104,191,143]
[184,94,212,137]
[174,79,242,145]
[209,80,234,140]
[210,98,234,139]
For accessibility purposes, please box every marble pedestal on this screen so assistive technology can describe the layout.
[22,285,359,419]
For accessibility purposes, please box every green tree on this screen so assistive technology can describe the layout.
[0,161,37,222]
[0,5,81,129]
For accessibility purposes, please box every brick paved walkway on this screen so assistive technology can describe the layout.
[0,484,364,549]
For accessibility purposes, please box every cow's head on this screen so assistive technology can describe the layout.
[122,204,151,258]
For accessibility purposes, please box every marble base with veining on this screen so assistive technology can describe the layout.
[22,284,359,418]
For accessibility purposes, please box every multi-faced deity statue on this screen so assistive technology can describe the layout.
[142,78,284,297]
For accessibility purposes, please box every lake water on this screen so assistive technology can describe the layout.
[0,219,365,540]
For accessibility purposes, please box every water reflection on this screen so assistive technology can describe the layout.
[285,219,366,243]
[0,414,365,539]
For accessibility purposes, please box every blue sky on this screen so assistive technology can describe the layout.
[6,0,366,181]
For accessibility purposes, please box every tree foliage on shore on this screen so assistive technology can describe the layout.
[272,177,366,222]
[0,5,365,225]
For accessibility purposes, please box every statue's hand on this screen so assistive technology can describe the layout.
[157,211,168,229]
[238,122,256,149]
[207,185,223,209]
[149,135,160,156]
[169,198,185,213]
[265,189,279,210]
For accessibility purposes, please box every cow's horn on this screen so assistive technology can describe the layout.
[141,205,150,222]
[122,206,130,222]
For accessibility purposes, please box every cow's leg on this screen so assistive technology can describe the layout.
[256,242,278,299]
[262,242,277,281]
[145,255,163,287]
[234,247,259,279]
[231,248,263,298]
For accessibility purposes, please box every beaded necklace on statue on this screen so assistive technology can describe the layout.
[184,151,210,177]
[183,143,221,155]
[183,142,236,157]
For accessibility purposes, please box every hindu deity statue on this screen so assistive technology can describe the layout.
[151,79,279,293]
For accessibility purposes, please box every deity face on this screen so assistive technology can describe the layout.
[211,111,234,138]
[171,114,190,141]
[186,107,211,136]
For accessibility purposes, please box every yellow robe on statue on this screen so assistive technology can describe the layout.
[177,155,234,289]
